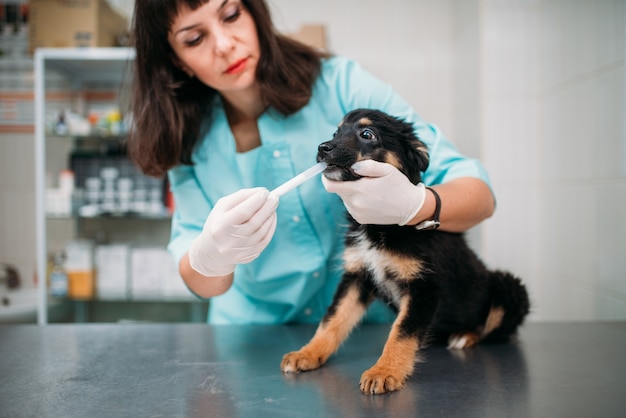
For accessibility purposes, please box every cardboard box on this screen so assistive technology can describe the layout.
[29,0,129,53]
[288,24,327,51]
[95,244,130,300]
[130,247,190,300]
[130,247,164,300]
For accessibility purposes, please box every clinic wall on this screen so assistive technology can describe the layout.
[479,0,626,320]
[0,133,36,287]
[1,0,623,321]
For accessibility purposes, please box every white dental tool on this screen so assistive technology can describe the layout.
[270,162,327,198]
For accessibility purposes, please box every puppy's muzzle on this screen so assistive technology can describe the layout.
[317,141,361,181]
[317,141,334,161]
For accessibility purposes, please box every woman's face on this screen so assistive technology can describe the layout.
[168,0,260,95]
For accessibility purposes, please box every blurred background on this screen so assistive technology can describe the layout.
[0,0,624,323]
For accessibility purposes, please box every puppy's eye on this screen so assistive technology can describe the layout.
[360,128,376,140]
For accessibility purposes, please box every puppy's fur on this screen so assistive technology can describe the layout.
[281,109,530,395]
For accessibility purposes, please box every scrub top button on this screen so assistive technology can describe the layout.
[273,150,281,158]
[292,215,300,223]
[304,308,313,316]
[312,271,320,278]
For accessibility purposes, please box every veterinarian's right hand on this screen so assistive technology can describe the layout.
[323,160,427,225]
[188,188,278,277]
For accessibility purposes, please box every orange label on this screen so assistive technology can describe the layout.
[68,271,95,300]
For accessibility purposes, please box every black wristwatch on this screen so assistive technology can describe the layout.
[415,187,441,231]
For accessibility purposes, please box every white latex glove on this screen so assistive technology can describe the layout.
[188,187,278,277]
[322,160,426,225]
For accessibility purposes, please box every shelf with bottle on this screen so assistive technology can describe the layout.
[44,133,174,221]
[45,241,195,305]
[45,165,173,221]
[45,107,131,139]
[45,212,172,221]
[35,47,139,324]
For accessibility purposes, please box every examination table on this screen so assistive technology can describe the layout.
[1,322,624,417]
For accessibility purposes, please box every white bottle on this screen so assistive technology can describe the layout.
[49,252,68,298]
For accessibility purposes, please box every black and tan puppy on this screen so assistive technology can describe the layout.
[281,109,530,395]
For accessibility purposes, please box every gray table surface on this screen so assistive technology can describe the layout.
[0,322,624,418]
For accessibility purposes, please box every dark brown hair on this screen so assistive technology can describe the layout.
[128,0,329,176]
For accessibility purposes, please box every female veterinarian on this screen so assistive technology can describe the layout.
[128,0,495,324]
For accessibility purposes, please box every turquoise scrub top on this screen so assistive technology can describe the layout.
[167,56,492,324]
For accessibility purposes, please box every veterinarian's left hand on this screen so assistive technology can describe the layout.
[322,160,426,225]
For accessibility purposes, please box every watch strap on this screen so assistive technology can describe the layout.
[415,187,441,230]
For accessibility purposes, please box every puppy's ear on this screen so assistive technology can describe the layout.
[402,139,430,185]
[414,142,430,172]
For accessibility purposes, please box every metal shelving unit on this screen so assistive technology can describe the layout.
[35,48,202,325]
[34,47,177,325]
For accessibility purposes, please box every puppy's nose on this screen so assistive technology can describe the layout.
[317,141,335,156]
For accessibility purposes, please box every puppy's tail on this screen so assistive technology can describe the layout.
[483,271,530,343]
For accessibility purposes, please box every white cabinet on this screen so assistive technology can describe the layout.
[34,48,197,324]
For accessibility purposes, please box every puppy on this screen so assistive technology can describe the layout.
[281,109,530,395]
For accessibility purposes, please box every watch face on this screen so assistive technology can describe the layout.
[415,220,440,231]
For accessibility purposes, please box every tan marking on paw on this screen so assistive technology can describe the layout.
[447,307,506,350]
[281,349,326,373]
[360,334,418,394]
[447,332,481,350]
[281,285,367,373]
[482,306,505,337]
[360,363,409,394]
[360,297,418,394]
[317,285,367,344]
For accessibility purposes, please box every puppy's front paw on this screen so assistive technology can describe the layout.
[281,349,326,373]
[360,365,408,395]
